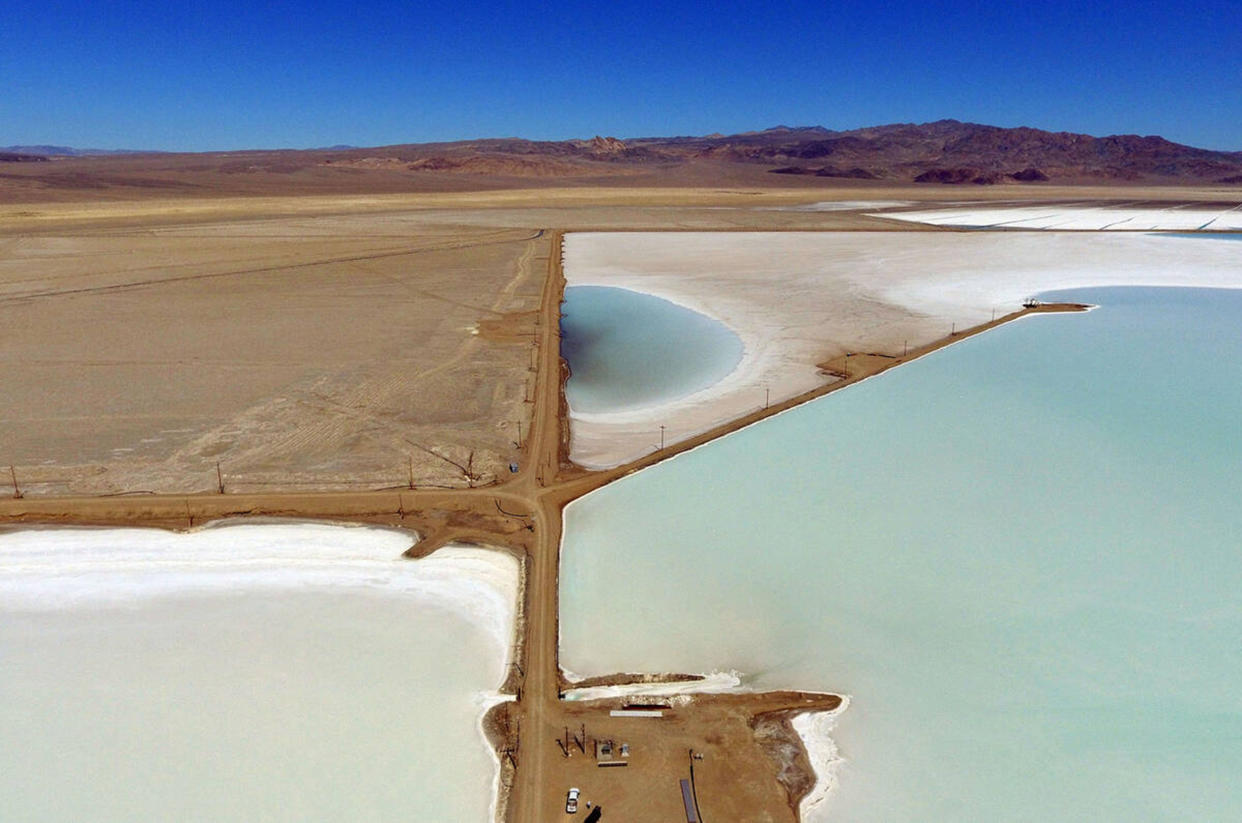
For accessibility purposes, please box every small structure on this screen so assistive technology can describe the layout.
[594,738,628,767]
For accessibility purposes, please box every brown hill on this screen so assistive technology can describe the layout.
[2,120,1239,201]
[0,152,48,163]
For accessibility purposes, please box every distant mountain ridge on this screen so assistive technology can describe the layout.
[611,120,1242,182]
[1,145,162,157]
[314,119,1242,184]
[3,121,1240,197]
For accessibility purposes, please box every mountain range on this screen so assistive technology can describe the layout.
[3,120,1240,199]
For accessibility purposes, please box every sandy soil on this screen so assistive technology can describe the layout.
[488,690,841,823]
[563,228,1242,467]
[1,217,548,495]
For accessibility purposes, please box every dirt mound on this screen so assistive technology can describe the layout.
[582,135,627,154]
[1010,167,1050,182]
[0,152,48,163]
[914,167,1003,184]
[769,165,877,179]
[405,153,631,177]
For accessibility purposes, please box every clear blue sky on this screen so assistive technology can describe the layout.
[5,0,1240,152]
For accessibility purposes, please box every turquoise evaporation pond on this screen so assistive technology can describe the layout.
[561,285,744,413]
[561,287,1242,822]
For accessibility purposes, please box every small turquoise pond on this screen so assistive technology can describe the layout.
[560,285,743,414]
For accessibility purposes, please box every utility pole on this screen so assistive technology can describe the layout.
[408,456,415,490]
[8,465,21,499]
[764,387,770,409]
[215,461,225,494]
[516,420,523,449]
[659,425,665,450]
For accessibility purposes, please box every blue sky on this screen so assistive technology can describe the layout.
[4,0,1240,151]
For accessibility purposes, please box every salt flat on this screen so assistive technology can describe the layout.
[563,231,1242,467]
[873,202,1242,230]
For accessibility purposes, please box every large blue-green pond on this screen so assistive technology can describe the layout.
[562,287,1242,822]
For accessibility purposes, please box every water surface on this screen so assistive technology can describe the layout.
[0,524,512,822]
[562,287,1242,821]
[561,285,743,414]
[1157,232,1242,241]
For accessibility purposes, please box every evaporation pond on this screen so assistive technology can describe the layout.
[561,286,1242,822]
[0,523,514,823]
[1158,232,1242,241]
[561,285,743,414]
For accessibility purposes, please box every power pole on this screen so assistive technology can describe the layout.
[764,387,770,409]
[8,465,21,499]
[408,456,415,490]
[659,425,665,450]
[215,461,225,494]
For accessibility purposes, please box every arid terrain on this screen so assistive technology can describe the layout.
[1,216,547,495]
[2,131,1241,821]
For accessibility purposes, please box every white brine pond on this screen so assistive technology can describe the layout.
[561,285,1242,821]
[0,523,517,822]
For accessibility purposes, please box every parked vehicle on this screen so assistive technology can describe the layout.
[566,787,580,814]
